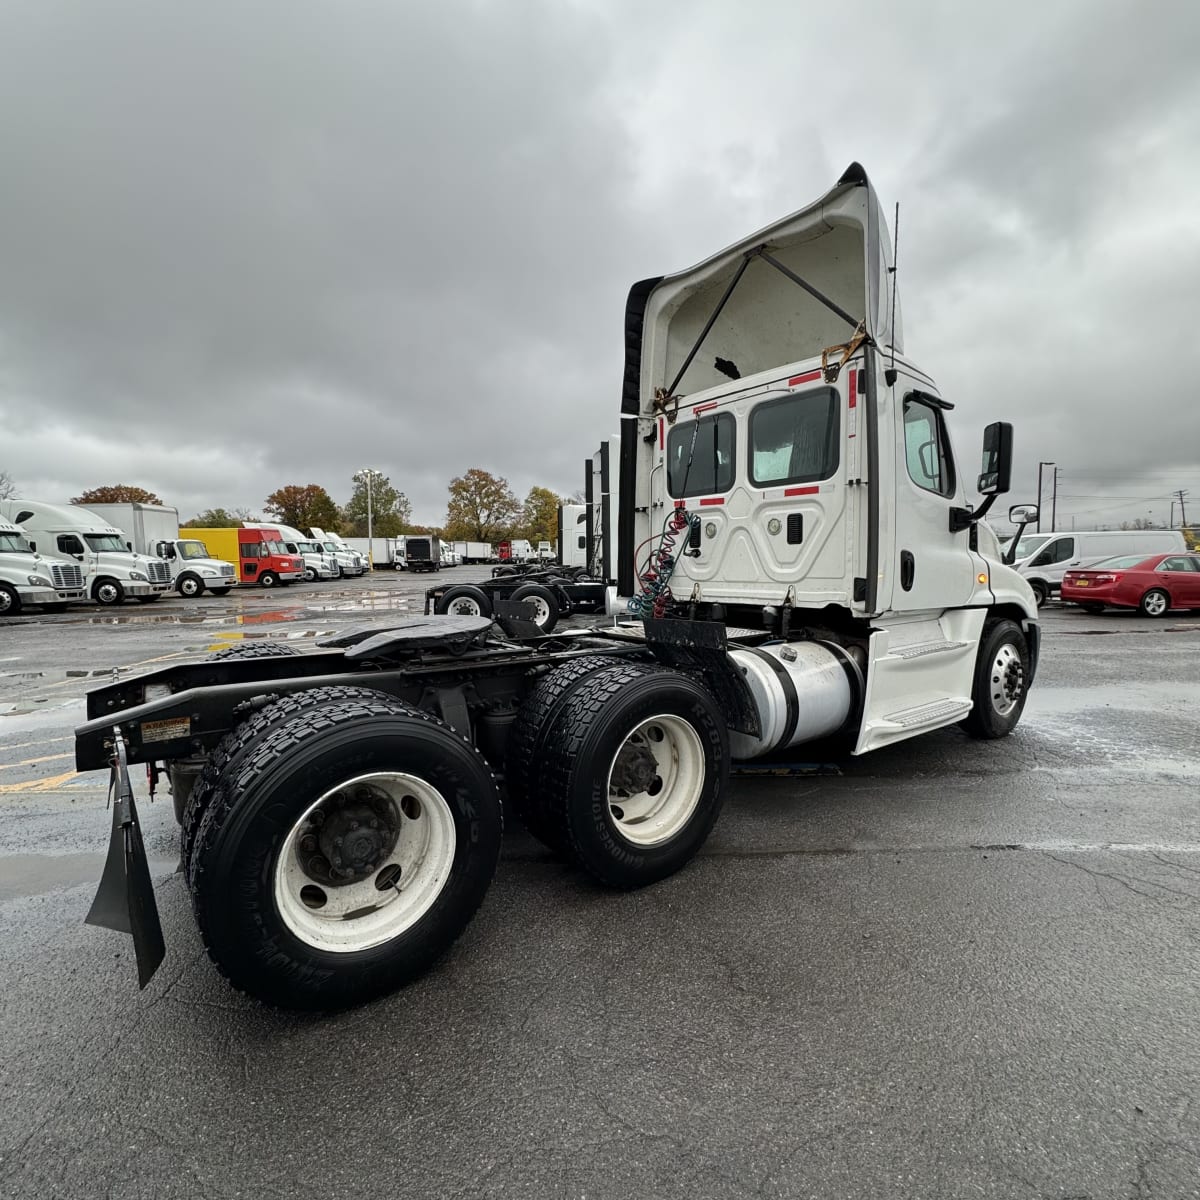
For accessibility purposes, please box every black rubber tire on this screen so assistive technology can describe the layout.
[259,571,279,588]
[93,578,125,606]
[1139,588,1171,618]
[434,585,493,618]
[507,656,644,848]
[188,698,502,1010]
[136,595,162,604]
[303,566,317,583]
[509,582,559,633]
[494,566,517,577]
[535,665,728,889]
[959,619,1030,739]
[177,573,205,598]
[0,583,21,617]
[180,683,401,870]
[1029,580,1049,608]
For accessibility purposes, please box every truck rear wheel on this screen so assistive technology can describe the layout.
[509,582,559,633]
[177,572,205,597]
[959,619,1030,739]
[188,699,502,1009]
[434,585,493,618]
[0,583,21,617]
[537,665,728,889]
[508,655,645,849]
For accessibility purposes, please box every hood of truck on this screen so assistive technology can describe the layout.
[0,550,62,576]
[88,552,154,575]
[621,162,901,415]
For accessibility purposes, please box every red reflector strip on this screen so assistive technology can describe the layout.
[692,401,718,415]
[784,486,819,497]
[848,367,857,408]
[788,369,822,386]
[698,497,725,506]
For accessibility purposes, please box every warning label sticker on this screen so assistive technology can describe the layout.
[141,716,192,743]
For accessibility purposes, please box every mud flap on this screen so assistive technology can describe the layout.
[85,729,166,989]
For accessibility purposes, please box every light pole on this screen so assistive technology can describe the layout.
[354,467,383,569]
[1037,461,1055,533]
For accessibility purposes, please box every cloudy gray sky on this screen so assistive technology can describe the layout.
[2,0,1198,531]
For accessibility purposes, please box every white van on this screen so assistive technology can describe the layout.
[1011,529,1187,605]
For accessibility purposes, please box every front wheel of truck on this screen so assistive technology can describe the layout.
[959,619,1030,739]
[93,578,125,606]
[188,699,502,1009]
[258,571,279,588]
[0,583,21,617]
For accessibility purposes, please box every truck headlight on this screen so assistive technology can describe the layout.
[201,569,217,576]
[27,574,53,587]
[129,571,147,581]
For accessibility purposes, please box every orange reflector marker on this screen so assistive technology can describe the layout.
[977,572,988,585]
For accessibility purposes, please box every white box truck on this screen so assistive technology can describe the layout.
[88,503,238,597]
[452,541,494,564]
[0,500,172,605]
[0,518,88,616]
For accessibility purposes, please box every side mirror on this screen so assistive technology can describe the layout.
[1008,504,1039,524]
[978,422,1013,494]
[28,540,37,552]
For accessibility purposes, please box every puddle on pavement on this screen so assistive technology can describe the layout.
[0,851,179,900]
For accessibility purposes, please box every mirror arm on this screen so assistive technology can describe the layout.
[949,492,998,534]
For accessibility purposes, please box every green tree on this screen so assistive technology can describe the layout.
[341,472,412,537]
[181,507,258,528]
[444,469,521,541]
[72,484,163,505]
[264,483,340,532]
[520,486,563,544]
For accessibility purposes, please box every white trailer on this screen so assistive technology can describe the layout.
[0,500,172,606]
[452,541,494,564]
[0,518,87,616]
[88,502,238,597]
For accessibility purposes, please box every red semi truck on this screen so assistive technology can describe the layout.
[181,527,304,588]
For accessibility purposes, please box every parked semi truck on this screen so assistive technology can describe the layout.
[310,529,365,576]
[242,522,337,583]
[0,518,88,616]
[404,534,441,572]
[557,505,588,569]
[73,163,1036,1010]
[0,500,172,605]
[87,503,237,597]
[183,527,303,588]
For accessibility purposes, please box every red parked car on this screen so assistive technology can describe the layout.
[1061,552,1200,616]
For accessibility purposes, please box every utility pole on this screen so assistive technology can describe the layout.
[354,467,383,570]
[1037,461,1054,533]
[1051,466,1059,533]
[1177,488,1189,529]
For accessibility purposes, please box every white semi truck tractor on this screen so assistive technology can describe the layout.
[71,163,1037,1010]
[0,518,88,616]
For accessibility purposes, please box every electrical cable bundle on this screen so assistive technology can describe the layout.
[627,507,696,618]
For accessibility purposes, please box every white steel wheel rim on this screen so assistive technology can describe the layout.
[447,595,483,616]
[1144,591,1167,616]
[0,588,14,613]
[989,644,1024,717]
[273,771,457,953]
[523,595,551,626]
[606,713,705,847]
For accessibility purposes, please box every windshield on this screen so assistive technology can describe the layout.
[84,533,128,553]
[1011,534,1050,561]
[1084,555,1151,570]
[0,531,33,554]
[323,542,338,554]
[267,540,287,555]
[178,540,211,560]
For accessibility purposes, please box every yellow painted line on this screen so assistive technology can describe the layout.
[0,752,74,771]
[0,768,81,794]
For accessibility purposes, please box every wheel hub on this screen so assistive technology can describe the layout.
[303,787,400,885]
[610,737,660,796]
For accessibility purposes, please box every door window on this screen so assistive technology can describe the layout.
[667,412,736,498]
[57,535,85,556]
[1028,537,1075,567]
[749,389,839,487]
[902,396,955,497]
[1159,557,1198,572]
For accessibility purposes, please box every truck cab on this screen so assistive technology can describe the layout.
[155,538,238,596]
[619,162,1038,753]
[0,501,172,606]
[309,528,365,577]
[0,518,88,616]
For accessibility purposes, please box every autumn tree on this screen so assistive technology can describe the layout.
[181,507,258,528]
[520,486,563,544]
[264,483,340,532]
[71,484,163,505]
[341,472,412,537]
[443,469,521,541]
[0,471,16,500]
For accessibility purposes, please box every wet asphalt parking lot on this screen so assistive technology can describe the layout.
[1,569,1198,1200]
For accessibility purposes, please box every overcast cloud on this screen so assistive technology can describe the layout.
[2,0,1198,529]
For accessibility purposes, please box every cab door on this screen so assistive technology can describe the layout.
[891,389,977,612]
[238,537,260,582]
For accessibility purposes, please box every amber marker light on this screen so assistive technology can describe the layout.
[977,572,988,584]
